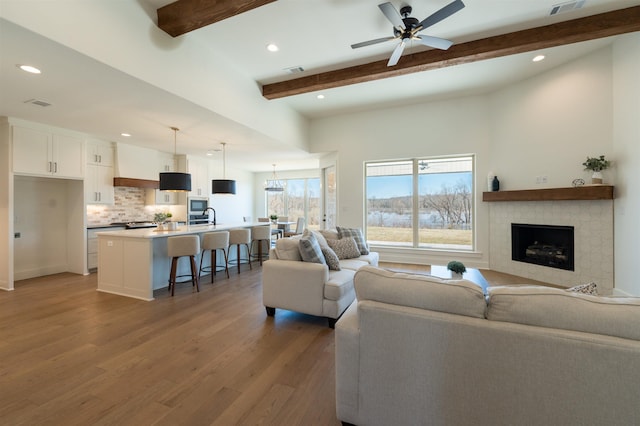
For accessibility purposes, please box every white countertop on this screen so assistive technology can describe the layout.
[96,222,265,239]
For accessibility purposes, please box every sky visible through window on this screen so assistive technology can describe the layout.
[367,172,472,198]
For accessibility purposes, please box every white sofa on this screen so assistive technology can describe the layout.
[262,229,379,328]
[336,266,640,426]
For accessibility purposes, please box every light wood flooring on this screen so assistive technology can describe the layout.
[0,262,551,425]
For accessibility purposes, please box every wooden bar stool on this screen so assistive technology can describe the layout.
[250,225,271,266]
[228,228,252,274]
[167,235,200,296]
[199,231,230,283]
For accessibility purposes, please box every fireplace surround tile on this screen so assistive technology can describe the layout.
[489,200,613,294]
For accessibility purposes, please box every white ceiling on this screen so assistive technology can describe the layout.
[1,0,638,172]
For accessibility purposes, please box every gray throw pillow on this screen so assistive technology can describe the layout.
[298,232,326,264]
[337,226,369,255]
[327,237,362,260]
[321,246,341,270]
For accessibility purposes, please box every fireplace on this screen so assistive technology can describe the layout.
[511,223,574,271]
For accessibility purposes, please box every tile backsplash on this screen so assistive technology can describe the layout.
[86,187,172,225]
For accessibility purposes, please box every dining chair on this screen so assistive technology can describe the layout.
[259,217,282,241]
[284,217,305,237]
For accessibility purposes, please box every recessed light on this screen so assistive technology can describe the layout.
[17,64,41,74]
[533,55,545,62]
[121,133,131,137]
[266,43,279,52]
[317,94,325,100]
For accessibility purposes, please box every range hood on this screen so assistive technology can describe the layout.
[114,143,161,188]
[113,177,159,189]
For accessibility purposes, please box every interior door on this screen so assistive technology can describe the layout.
[323,165,336,229]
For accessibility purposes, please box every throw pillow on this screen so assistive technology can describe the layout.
[318,229,339,241]
[298,232,326,265]
[566,282,598,295]
[321,246,341,270]
[327,237,362,260]
[337,226,369,255]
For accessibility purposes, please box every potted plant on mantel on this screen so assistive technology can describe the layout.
[582,155,611,184]
[447,260,466,279]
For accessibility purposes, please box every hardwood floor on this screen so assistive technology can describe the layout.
[0,263,553,425]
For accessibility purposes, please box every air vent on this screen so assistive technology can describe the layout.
[24,99,51,107]
[550,0,585,15]
[283,66,304,74]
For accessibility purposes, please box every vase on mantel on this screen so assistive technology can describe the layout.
[592,171,603,185]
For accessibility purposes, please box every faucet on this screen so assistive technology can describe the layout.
[202,207,216,225]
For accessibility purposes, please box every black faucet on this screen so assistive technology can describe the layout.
[202,207,216,225]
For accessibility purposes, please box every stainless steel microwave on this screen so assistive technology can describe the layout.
[188,198,208,213]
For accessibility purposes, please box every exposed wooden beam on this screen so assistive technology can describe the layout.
[262,6,640,100]
[158,0,277,37]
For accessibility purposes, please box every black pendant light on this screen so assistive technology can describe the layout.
[159,127,191,192]
[211,142,236,194]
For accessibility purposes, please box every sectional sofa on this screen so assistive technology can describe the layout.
[336,266,640,425]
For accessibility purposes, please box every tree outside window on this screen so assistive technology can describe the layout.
[366,156,473,249]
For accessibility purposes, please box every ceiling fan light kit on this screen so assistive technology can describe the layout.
[351,0,465,67]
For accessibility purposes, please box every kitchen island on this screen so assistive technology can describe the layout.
[96,222,262,300]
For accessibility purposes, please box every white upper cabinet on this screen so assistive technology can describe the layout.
[86,138,114,166]
[12,125,84,179]
[147,152,177,205]
[185,156,209,198]
[85,139,114,205]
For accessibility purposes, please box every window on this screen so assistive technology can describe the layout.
[366,156,473,250]
[266,178,321,230]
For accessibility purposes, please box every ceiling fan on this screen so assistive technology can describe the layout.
[351,0,465,67]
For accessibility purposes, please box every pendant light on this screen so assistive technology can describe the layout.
[264,163,286,192]
[159,127,192,192]
[211,142,236,194]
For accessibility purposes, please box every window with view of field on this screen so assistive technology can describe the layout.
[366,156,474,250]
[265,178,321,230]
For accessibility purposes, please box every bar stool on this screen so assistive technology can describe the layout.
[250,225,271,266]
[167,235,200,296]
[199,231,229,283]
[228,228,252,273]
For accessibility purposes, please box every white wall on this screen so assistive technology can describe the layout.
[310,95,492,266]
[309,44,628,273]
[210,168,255,224]
[0,119,13,290]
[488,47,614,189]
[612,33,640,296]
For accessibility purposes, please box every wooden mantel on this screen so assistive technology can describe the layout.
[482,185,614,202]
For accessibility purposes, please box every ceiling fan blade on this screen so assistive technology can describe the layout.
[415,34,454,50]
[351,36,396,49]
[387,40,406,67]
[417,0,465,32]
[378,2,405,30]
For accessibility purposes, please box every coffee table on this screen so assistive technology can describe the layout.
[430,265,489,294]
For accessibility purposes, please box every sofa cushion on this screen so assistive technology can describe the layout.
[310,230,329,248]
[357,252,379,267]
[322,246,341,271]
[275,236,302,261]
[339,258,369,271]
[328,237,362,260]
[487,286,640,341]
[337,226,369,255]
[298,232,326,264]
[354,266,486,318]
[318,229,339,240]
[324,269,357,301]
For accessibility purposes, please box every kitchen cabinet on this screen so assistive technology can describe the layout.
[85,163,114,204]
[87,226,124,271]
[12,125,84,179]
[86,138,114,166]
[146,152,177,205]
[185,155,209,198]
[85,139,114,204]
